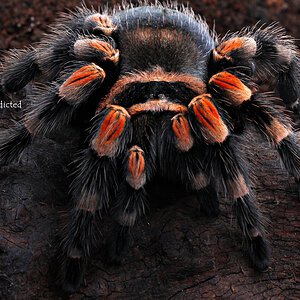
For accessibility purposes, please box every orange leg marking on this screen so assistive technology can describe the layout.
[74,39,119,64]
[189,94,229,144]
[171,114,194,151]
[85,14,117,35]
[213,37,257,61]
[92,105,130,157]
[59,64,105,102]
[209,71,252,105]
[126,146,146,190]
[267,119,292,144]
[226,173,249,199]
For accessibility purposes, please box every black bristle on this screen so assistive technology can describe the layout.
[0,124,32,166]
[1,48,38,92]
[277,134,300,180]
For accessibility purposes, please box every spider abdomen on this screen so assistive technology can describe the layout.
[114,6,215,78]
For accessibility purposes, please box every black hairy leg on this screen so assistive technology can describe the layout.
[106,117,154,264]
[58,104,132,292]
[242,93,300,181]
[195,184,220,217]
[106,145,148,263]
[202,137,270,270]
[209,23,300,110]
[207,67,300,183]
[106,222,131,265]
[167,101,268,266]
[0,9,118,89]
[57,148,118,293]
[0,56,117,166]
[234,195,270,271]
[163,112,220,217]
[0,48,38,93]
[107,185,147,264]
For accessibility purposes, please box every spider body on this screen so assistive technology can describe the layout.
[0,3,300,294]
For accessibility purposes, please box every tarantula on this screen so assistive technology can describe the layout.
[0,2,300,293]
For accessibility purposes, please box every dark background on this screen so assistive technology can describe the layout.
[0,1,300,299]
[1,0,300,50]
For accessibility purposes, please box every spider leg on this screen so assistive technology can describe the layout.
[208,68,300,180]
[0,48,38,93]
[107,141,152,262]
[168,85,269,268]
[187,93,229,144]
[168,114,220,216]
[193,178,220,217]
[0,62,106,166]
[57,150,117,293]
[1,9,118,90]
[36,9,117,80]
[58,105,131,292]
[209,24,300,109]
[204,137,270,271]
[244,93,300,180]
[208,68,300,181]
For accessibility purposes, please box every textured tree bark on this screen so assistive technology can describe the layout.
[0,1,300,299]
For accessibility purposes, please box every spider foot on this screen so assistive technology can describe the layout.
[105,224,131,265]
[195,185,220,217]
[58,256,85,294]
[246,234,271,272]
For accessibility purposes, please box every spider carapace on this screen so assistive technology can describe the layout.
[0,3,299,293]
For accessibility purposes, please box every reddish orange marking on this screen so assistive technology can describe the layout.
[172,114,194,151]
[189,94,228,143]
[209,72,252,104]
[98,109,126,143]
[172,114,190,138]
[92,105,130,157]
[268,119,292,144]
[90,40,118,58]
[62,64,105,88]
[214,37,257,61]
[106,114,126,142]
[217,38,243,56]
[210,72,243,90]
[100,110,115,133]
[191,95,221,130]
[127,146,146,189]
